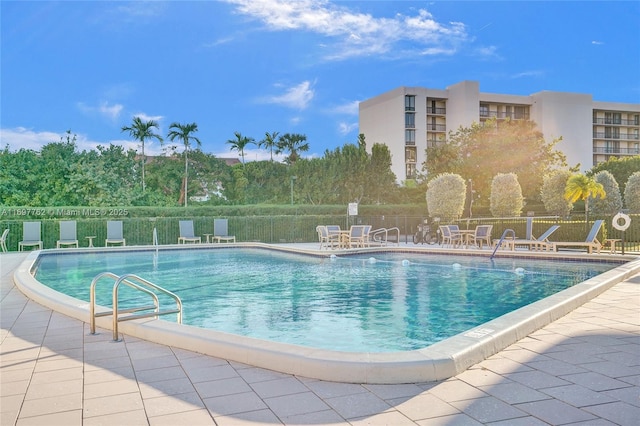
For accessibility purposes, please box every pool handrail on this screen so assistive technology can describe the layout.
[90,272,183,341]
[490,229,516,259]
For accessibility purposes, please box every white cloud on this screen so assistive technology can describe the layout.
[0,127,165,156]
[225,0,468,60]
[510,70,545,79]
[591,40,604,45]
[77,101,124,121]
[338,121,358,135]
[260,80,315,109]
[330,100,360,116]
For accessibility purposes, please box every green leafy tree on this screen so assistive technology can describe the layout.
[0,146,40,205]
[589,155,640,195]
[423,119,566,206]
[623,171,640,213]
[565,173,606,224]
[490,173,524,217]
[259,131,280,162]
[121,117,163,192]
[276,133,309,165]
[226,131,255,165]
[366,143,397,204]
[541,170,573,216]
[167,122,201,207]
[426,173,466,220]
[590,170,622,215]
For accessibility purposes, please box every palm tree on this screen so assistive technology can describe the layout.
[226,131,255,165]
[167,122,201,207]
[259,131,279,161]
[564,173,606,225]
[276,133,309,164]
[121,117,163,191]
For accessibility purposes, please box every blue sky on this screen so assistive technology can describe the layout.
[2,0,639,161]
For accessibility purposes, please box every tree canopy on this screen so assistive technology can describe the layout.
[424,118,567,206]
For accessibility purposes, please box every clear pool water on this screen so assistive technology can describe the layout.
[33,248,618,352]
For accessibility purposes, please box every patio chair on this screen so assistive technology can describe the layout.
[444,224,464,248]
[1,228,9,252]
[178,220,201,244]
[469,224,493,249]
[512,225,560,251]
[316,225,340,250]
[56,220,79,248]
[19,221,43,251]
[105,221,126,247]
[348,225,370,248]
[552,220,604,254]
[213,218,235,243]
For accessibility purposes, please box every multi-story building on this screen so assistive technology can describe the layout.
[359,80,640,183]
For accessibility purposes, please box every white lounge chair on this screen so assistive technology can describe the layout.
[19,221,43,251]
[105,221,126,246]
[552,220,604,254]
[1,228,9,252]
[213,218,235,243]
[57,220,79,248]
[178,220,201,244]
[512,225,560,251]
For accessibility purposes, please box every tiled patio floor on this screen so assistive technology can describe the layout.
[1,251,639,425]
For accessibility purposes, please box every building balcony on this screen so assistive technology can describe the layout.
[593,147,640,155]
[593,118,639,126]
[405,140,416,146]
[593,132,640,140]
[427,140,444,148]
[427,124,447,132]
[426,107,446,115]
[480,111,530,120]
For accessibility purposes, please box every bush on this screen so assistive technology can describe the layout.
[426,173,466,220]
[490,173,524,217]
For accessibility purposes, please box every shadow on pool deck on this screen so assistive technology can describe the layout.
[2,251,639,425]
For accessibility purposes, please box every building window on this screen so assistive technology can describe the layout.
[405,95,415,111]
[405,146,417,163]
[405,112,415,128]
[514,106,526,119]
[634,114,639,125]
[405,129,415,144]
[406,163,416,179]
[479,104,489,117]
[613,113,621,124]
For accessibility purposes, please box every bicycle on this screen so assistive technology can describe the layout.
[413,222,437,244]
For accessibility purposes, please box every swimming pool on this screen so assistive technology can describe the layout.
[14,244,638,383]
[34,247,619,352]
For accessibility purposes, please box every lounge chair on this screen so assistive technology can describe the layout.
[511,225,560,251]
[105,221,126,247]
[178,220,201,244]
[469,224,493,249]
[552,220,604,254]
[1,228,9,252]
[19,221,43,251]
[57,220,79,248]
[213,218,235,243]
[316,225,340,250]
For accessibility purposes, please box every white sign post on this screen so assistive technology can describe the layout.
[348,203,358,227]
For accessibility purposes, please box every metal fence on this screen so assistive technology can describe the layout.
[1,214,638,252]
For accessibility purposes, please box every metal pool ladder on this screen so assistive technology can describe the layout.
[90,272,182,341]
[490,229,516,260]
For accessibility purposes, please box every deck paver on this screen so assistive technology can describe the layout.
[1,250,639,425]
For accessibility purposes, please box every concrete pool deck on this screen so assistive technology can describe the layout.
[2,248,640,425]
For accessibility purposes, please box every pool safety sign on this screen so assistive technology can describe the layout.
[348,202,358,216]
